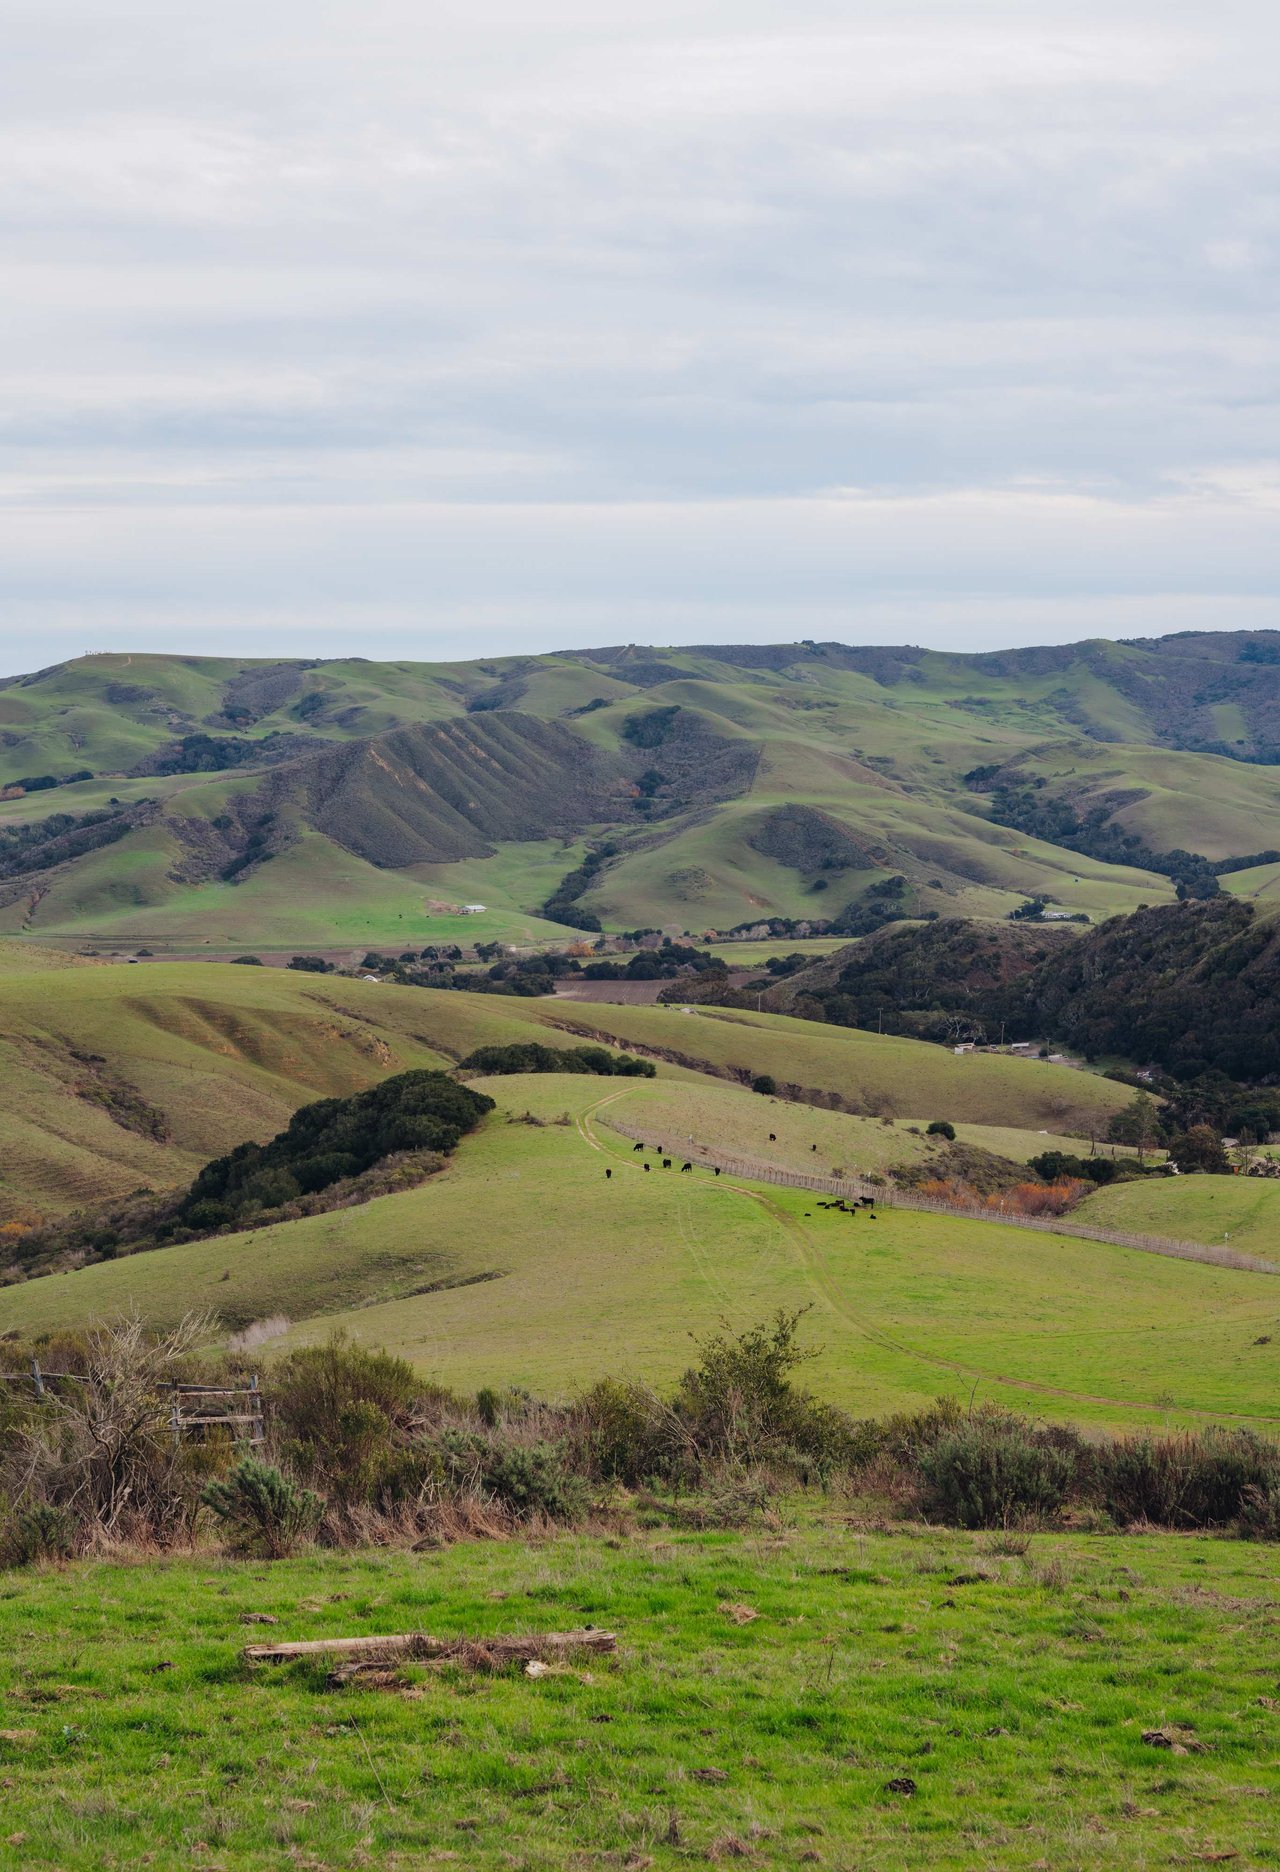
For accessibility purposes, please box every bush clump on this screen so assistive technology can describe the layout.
[919,1414,1080,1529]
[459,1042,653,1078]
[202,1456,325,1559]
[1099,1429,1280,1530]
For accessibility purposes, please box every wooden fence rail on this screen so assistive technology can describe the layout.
[600,1120,1278,1276]
[0,1363,268,1435]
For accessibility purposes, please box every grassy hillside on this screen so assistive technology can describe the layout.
[8,635,1280,949]
[0,956,1133,1220]
[3,1073,1275,1431]
[0,957,563,1219]
[539,999,1132,1131]
[1079,1175,1280,1253]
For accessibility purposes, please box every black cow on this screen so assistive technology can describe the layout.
[811,1143,818,1152]
[643,1162,650,1172]
[633,1142,644,1153]
[662,1158,672,1169]
[768,1132,777,1141]
[605,1168,612,1180]
[681,1161,693,1173]
[714,1167,722,1177]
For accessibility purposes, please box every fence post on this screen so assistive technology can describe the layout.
[250,1372,263,1444]
[30,1358,45,1401]
[170,1393,182,1446]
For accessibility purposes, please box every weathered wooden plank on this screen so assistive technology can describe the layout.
[244,1628,617,1665]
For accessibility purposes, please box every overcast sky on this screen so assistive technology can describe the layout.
[1,0,1277,673]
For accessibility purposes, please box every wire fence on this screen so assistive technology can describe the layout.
[600,1120,1278,1276]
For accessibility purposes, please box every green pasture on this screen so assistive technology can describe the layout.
[0,1520,1275,1872]
[5,1075,1277,1432]
[1080,1175,1280,1253]
[0,958,1132,1217]
[584,1075,1105,1176]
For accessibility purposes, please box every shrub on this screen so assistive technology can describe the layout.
[0,1313,209,1554]
[433,1430,590,1520]
[751,1075,777,1096]
[1238,1480,1280,1542]
[1100,1429,1280,1529]
[919,1415,1077,1528]
[202,1456,324,1558]
[3,1502,75,1566]
[926,1120,956,1140]
[673,1311,858,1480]
[572,1378,668,1485]
[272,1338,448,1506]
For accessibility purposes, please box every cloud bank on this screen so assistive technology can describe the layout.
[1,0,1277,669]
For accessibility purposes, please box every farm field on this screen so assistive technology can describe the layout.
[0,1518,1275,1872]
[702,938,849,966]
[4,1075,1277,1431]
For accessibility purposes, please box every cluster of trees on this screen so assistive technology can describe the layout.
[179,1072,493,1231]
[352,938,724,999]
[459,1042,654,1077]
[0,803,135,882]
[781,900,1280,1089]
[1011,899,1280,1082]
[541,842,617,932]
[964,769,1223,899]
[3,768,93,793]
[580,941,722,982]
[7,1072,495,1280]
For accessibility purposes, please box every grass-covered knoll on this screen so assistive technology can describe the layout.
[541,998,1133,1131]
[0,958,585,1220]
[0,1521,1276,1871]
[1080,1174,1280,1253]
[5,1075,1276,1430]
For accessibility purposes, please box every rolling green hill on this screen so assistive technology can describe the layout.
[1,1072,1274,1432]
[0,954,1130,1222]
[5,633,1280,950]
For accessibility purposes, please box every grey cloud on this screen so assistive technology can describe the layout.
[0,0,1276,668]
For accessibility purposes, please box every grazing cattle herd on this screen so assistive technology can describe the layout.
[605,1137,877,1214]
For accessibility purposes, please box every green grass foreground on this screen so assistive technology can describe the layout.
[0,1519,1276,1870]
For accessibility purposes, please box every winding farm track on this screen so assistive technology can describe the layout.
[576,1092,1280,1426]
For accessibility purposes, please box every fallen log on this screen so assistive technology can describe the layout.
[244,1627,617,1666]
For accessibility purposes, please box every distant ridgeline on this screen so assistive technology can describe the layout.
[6,1071,494,1283]
[8,633,1280,949]
[738,900,1280,1094]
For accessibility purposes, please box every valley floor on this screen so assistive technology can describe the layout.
[0,1516,1275,1871]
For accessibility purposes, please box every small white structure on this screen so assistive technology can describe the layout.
[460,904,487,915]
